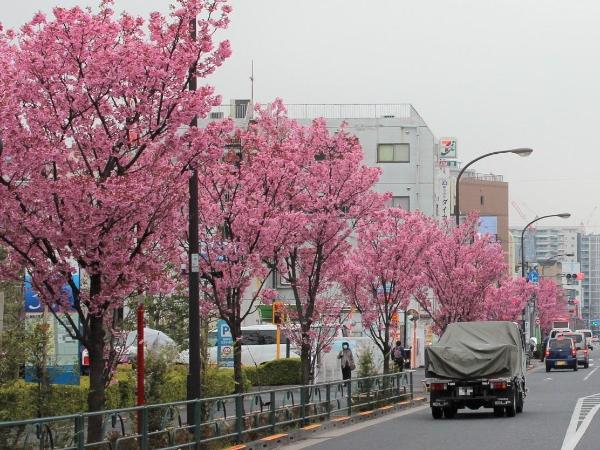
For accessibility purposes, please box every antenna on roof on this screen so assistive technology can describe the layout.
[250,60,254,107]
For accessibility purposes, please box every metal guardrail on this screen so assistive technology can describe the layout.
[0,371,414,450]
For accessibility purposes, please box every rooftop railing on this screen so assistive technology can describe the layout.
[206,103,424,122]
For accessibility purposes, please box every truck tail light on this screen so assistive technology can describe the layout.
[572,349,577,357]
[430,383,447,392]
[584,349,589,356]
[545,349,550,357]
[490,380,507,390]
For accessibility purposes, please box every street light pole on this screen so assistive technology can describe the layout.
[454,148,532,226]
[519,213,571,339]
[187,17,202,431]
[520,213,571,278]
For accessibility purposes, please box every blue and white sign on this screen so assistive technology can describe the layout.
[23,313,81,385]
[24,275,43,313]
[24,273,80,313]
[217,319,234,368]
[527,269,540,283]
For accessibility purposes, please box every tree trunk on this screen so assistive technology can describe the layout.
[382,344,390,374]
[300,332,312,385]
[87,275,106,444]
[232,322,244,394]
[383,326,391,374]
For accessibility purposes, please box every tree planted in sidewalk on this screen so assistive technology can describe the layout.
[341,208,439,373]
[264,104,383,384]
[484,276,535,322]
[534,279,567,333]
[193,102,302,393]
[0,1,231,441]
[420,214,506,334]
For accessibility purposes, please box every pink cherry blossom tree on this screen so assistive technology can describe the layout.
[0,1,231,439]
[341,208,440,373]
[193,104,304,393]
[420,214,507,334]
[484,276,535,322]
[534,279,567,333]
[267,109,384,384]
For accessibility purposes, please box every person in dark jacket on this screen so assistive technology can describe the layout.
[337,342,355,380]
[391,341,405,372]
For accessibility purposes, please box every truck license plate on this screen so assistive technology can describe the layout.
[556,361,566,366]
[458,387,473,396]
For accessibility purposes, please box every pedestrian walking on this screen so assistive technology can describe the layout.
[391,340,405,372]
[337,342,355,380]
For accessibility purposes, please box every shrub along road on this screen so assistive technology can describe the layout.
[284,350,600,450]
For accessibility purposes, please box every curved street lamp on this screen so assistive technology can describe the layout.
[520,213,571,339]
[520,213,571,278]
[455,148,533,226]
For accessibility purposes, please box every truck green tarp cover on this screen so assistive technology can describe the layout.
[426,321,524,380]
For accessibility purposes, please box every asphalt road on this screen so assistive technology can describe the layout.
[284,350,600,450]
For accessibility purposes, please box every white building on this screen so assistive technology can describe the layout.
[579,234,600,330]
[200,101,444,366]
[202,101,443,217]
[509,226,581,268]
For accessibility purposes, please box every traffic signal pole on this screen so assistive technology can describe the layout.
[276,325,281,360]
[273,302,283,360]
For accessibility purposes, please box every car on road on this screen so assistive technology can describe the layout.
[557,332,589,368]
[576,329,594,350]
[545,336,578,372]
[592,336,599,344]
[549,327,571,339]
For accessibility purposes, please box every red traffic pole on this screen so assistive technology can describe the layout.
[136,302,145,432]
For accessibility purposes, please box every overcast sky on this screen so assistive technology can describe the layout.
[4,0,600,230]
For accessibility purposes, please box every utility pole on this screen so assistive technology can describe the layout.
[186,16,202,436]
[0,291,4,343]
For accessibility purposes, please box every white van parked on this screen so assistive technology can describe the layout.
[177,324,300,366]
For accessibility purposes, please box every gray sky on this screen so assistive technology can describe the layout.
[4,0,600,230]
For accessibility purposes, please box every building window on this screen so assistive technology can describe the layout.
[389,196,410,210]
[377,143,410,163]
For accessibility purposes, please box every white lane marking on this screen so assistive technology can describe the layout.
[561,393,600,450]
[584,367,599,381]
[545,377,553,381]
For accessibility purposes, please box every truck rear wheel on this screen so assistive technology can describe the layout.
[506,390,517,417]
[516,391,524,413]
[432,407,443,419]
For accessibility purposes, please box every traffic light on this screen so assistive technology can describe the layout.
[565,273,584,284]
[272,301,285,325]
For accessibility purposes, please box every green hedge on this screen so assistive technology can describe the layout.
[0,366,250,421]
[244,358,301,386]
[0,377,135,421]
[158,365,251,402]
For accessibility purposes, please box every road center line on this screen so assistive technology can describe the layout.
[584,367,598,381]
